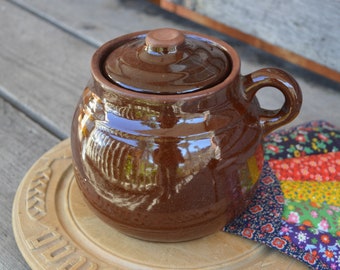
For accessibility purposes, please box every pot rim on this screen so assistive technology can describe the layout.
[91,29,241,102]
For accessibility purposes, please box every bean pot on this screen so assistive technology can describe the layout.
[71,28,302,242]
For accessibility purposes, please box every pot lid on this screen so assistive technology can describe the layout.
[103,28,231,94]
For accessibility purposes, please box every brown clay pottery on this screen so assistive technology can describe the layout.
[71,28,302,242]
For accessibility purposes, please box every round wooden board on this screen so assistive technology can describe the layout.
[12,139,307,270]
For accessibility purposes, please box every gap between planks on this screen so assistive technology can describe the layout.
[7,0,101,48]
[2,0,101,140]
[0,86,67,140]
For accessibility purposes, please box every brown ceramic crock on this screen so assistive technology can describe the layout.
[71,28,302,242]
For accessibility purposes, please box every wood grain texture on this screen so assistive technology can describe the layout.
[0,97,59,270]
[0,1,95,138]
[153,0,340,83]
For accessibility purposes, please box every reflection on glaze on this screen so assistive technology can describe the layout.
[71,80,264,241]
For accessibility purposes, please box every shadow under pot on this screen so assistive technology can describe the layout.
[70,28,302,242]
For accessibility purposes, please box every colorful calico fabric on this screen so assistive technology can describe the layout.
[264,120,340,161]
[224,121,340,270]
[269,152,340,182]
[282,199,340,236]
[281,181,340,207]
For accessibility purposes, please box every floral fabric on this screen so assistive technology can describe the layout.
[264,120,340,161]
[269,152,340,182]
[224,121,340,270]
[281,181,340,207]
[280,220,340,269]
[283,200,340,236]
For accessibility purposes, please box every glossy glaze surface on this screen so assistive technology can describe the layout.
[71,29,302,242]
[104,28,231,94]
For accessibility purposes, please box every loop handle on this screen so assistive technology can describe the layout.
[243,68,302,136]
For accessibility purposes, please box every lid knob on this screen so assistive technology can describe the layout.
[145,28,185,54]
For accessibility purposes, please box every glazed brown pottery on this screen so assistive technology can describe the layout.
[71,28,302,242]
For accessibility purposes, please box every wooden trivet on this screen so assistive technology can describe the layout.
[12,139,307,269]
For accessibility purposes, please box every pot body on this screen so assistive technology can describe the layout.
[71,30,302,242]
[71,77,264,242]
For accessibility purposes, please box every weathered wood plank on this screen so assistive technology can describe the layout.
[6,0,340,128]
[0,1,95,138]
[0,96,59,270]
[152,0,340,83]
[9,0,205,47]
